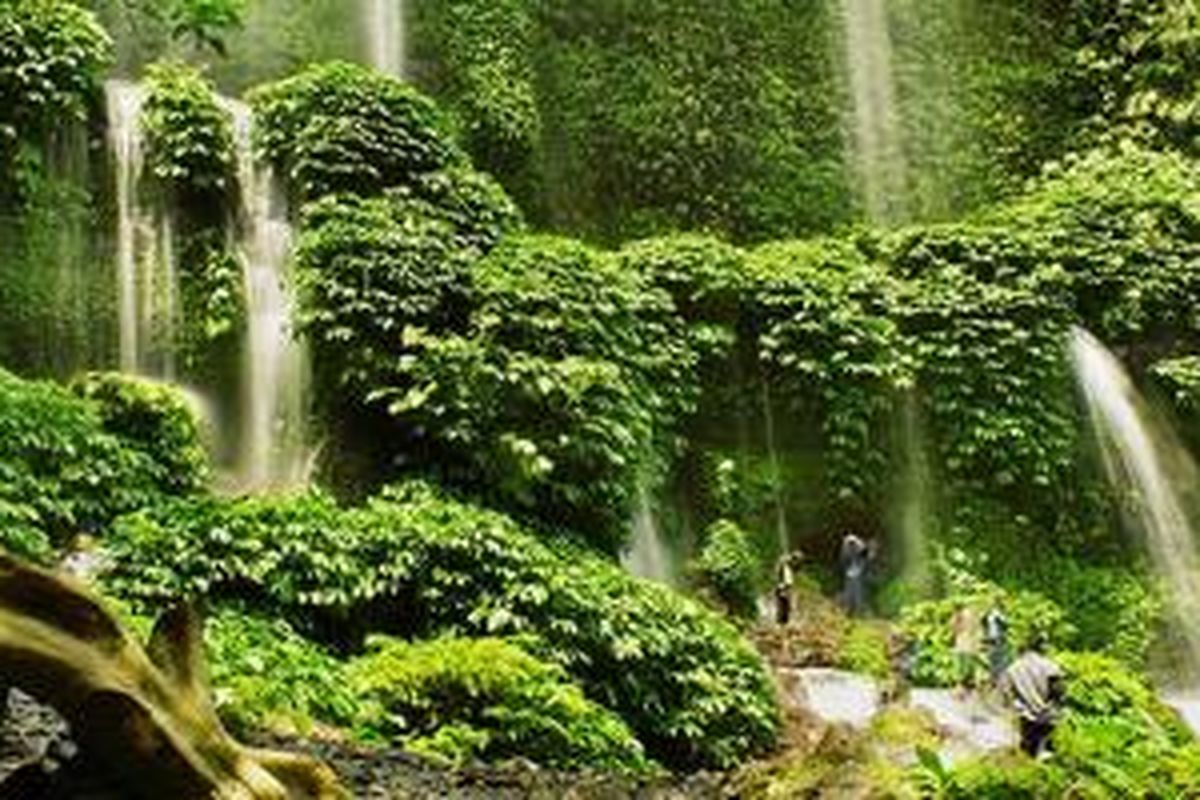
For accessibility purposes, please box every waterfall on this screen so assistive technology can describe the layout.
[893,391,931,588]
[363,0,406,78]
[1070,327,1200,723]
[105,80,180,379]
[226,101,311,491]
[761,380,791,557]
[624,486,674,584]
[839,0,908,223]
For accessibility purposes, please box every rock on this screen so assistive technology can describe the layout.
[908,689,1017,764]
[782,668,882,729]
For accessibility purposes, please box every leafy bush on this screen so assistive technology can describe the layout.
[837,621,892,681]
[0,369,202,559]
[385,236,697,551]
[0,0,111,139]
[413,0,540,197]
[103,481,780,770]
[294,182,518,395]
[205,607,360,736]
[689,520,759,620]
[898,558,1073,688]
[71,372,209,495]
[140,60,235,201]
[249,61,463,201]
[348,636,650,771]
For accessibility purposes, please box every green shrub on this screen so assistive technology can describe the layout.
[348,636,650,771]
[1029,652,1198,797]
[838,621,892,681]
[0,0,111,200]
[898,558,1073,688]
[103,481,780,770]
[249,61,463,201]
[689,519,759,620]
[385,236,697,552]
[140,60,235,201]
[294,182,519,396]
[205,607,361,736]
[0,369,202,558]
[71,372,209,495]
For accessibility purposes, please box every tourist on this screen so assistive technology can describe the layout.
[950,602,981,696]
[1000,635,1064,758]
[839,533,872,616]
[982,603,1010,687]
[774,550,800,625]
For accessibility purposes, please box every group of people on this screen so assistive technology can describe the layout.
[771,531,1063,759]
[773,532,876,626]
[951,602,1064,758]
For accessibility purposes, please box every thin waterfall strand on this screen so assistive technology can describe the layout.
[227,101,311,491]
[840,0,908,223]
[761,380,791,557]
[364,0,406,78]
[624,486,674,584]
[106,80,179,377]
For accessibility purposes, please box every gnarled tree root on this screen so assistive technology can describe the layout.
[0,553,347,799]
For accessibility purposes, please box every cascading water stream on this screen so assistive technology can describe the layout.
[839,0,908,224]
[226,101,311,491]
[893,391,931,588]
[363,0,406,78]
[1070,327,1200,730]
[105,80,181,379]
[624,486,674,584]
[761,380,791,558]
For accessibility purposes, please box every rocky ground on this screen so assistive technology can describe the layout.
[0,693,732,799]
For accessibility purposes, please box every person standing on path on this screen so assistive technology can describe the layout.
[1000,635,1064,758]
[839,533,873,617]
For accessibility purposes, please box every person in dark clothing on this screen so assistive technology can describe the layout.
[982,603,1010,687]
[839,534,873,617]
[999,636,1064,758]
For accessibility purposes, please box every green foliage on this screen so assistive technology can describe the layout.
[294,180,518,395]
[992,652,1200,798]
[689,520,759,620]
[103,481,780,770]
[898,556,1073,688]
[837,621,892,681]
[1153,355,1200,416]
[0,369,204,559]
[167,0,244,55]
[348,636,650,771]
[70,371,209,495]
[0,0,111,203]
[1065,0,1200,153]
[140,60,235,199]
[249,61,463,201]
[750,239,909,518]
[528,0,852,240]
[386,236,697,551]
[205,607,360,736]
[413,0,540,202]
[177,231,244,369]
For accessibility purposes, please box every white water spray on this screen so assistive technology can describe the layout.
[363,0,406,78]
[1071,327,1200,708]
[893,391,931,588]
[624,486,674,584]
[839,0,908,223]
[761,380,791,557]
[227,101,311,491]
[105,80,181,378]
